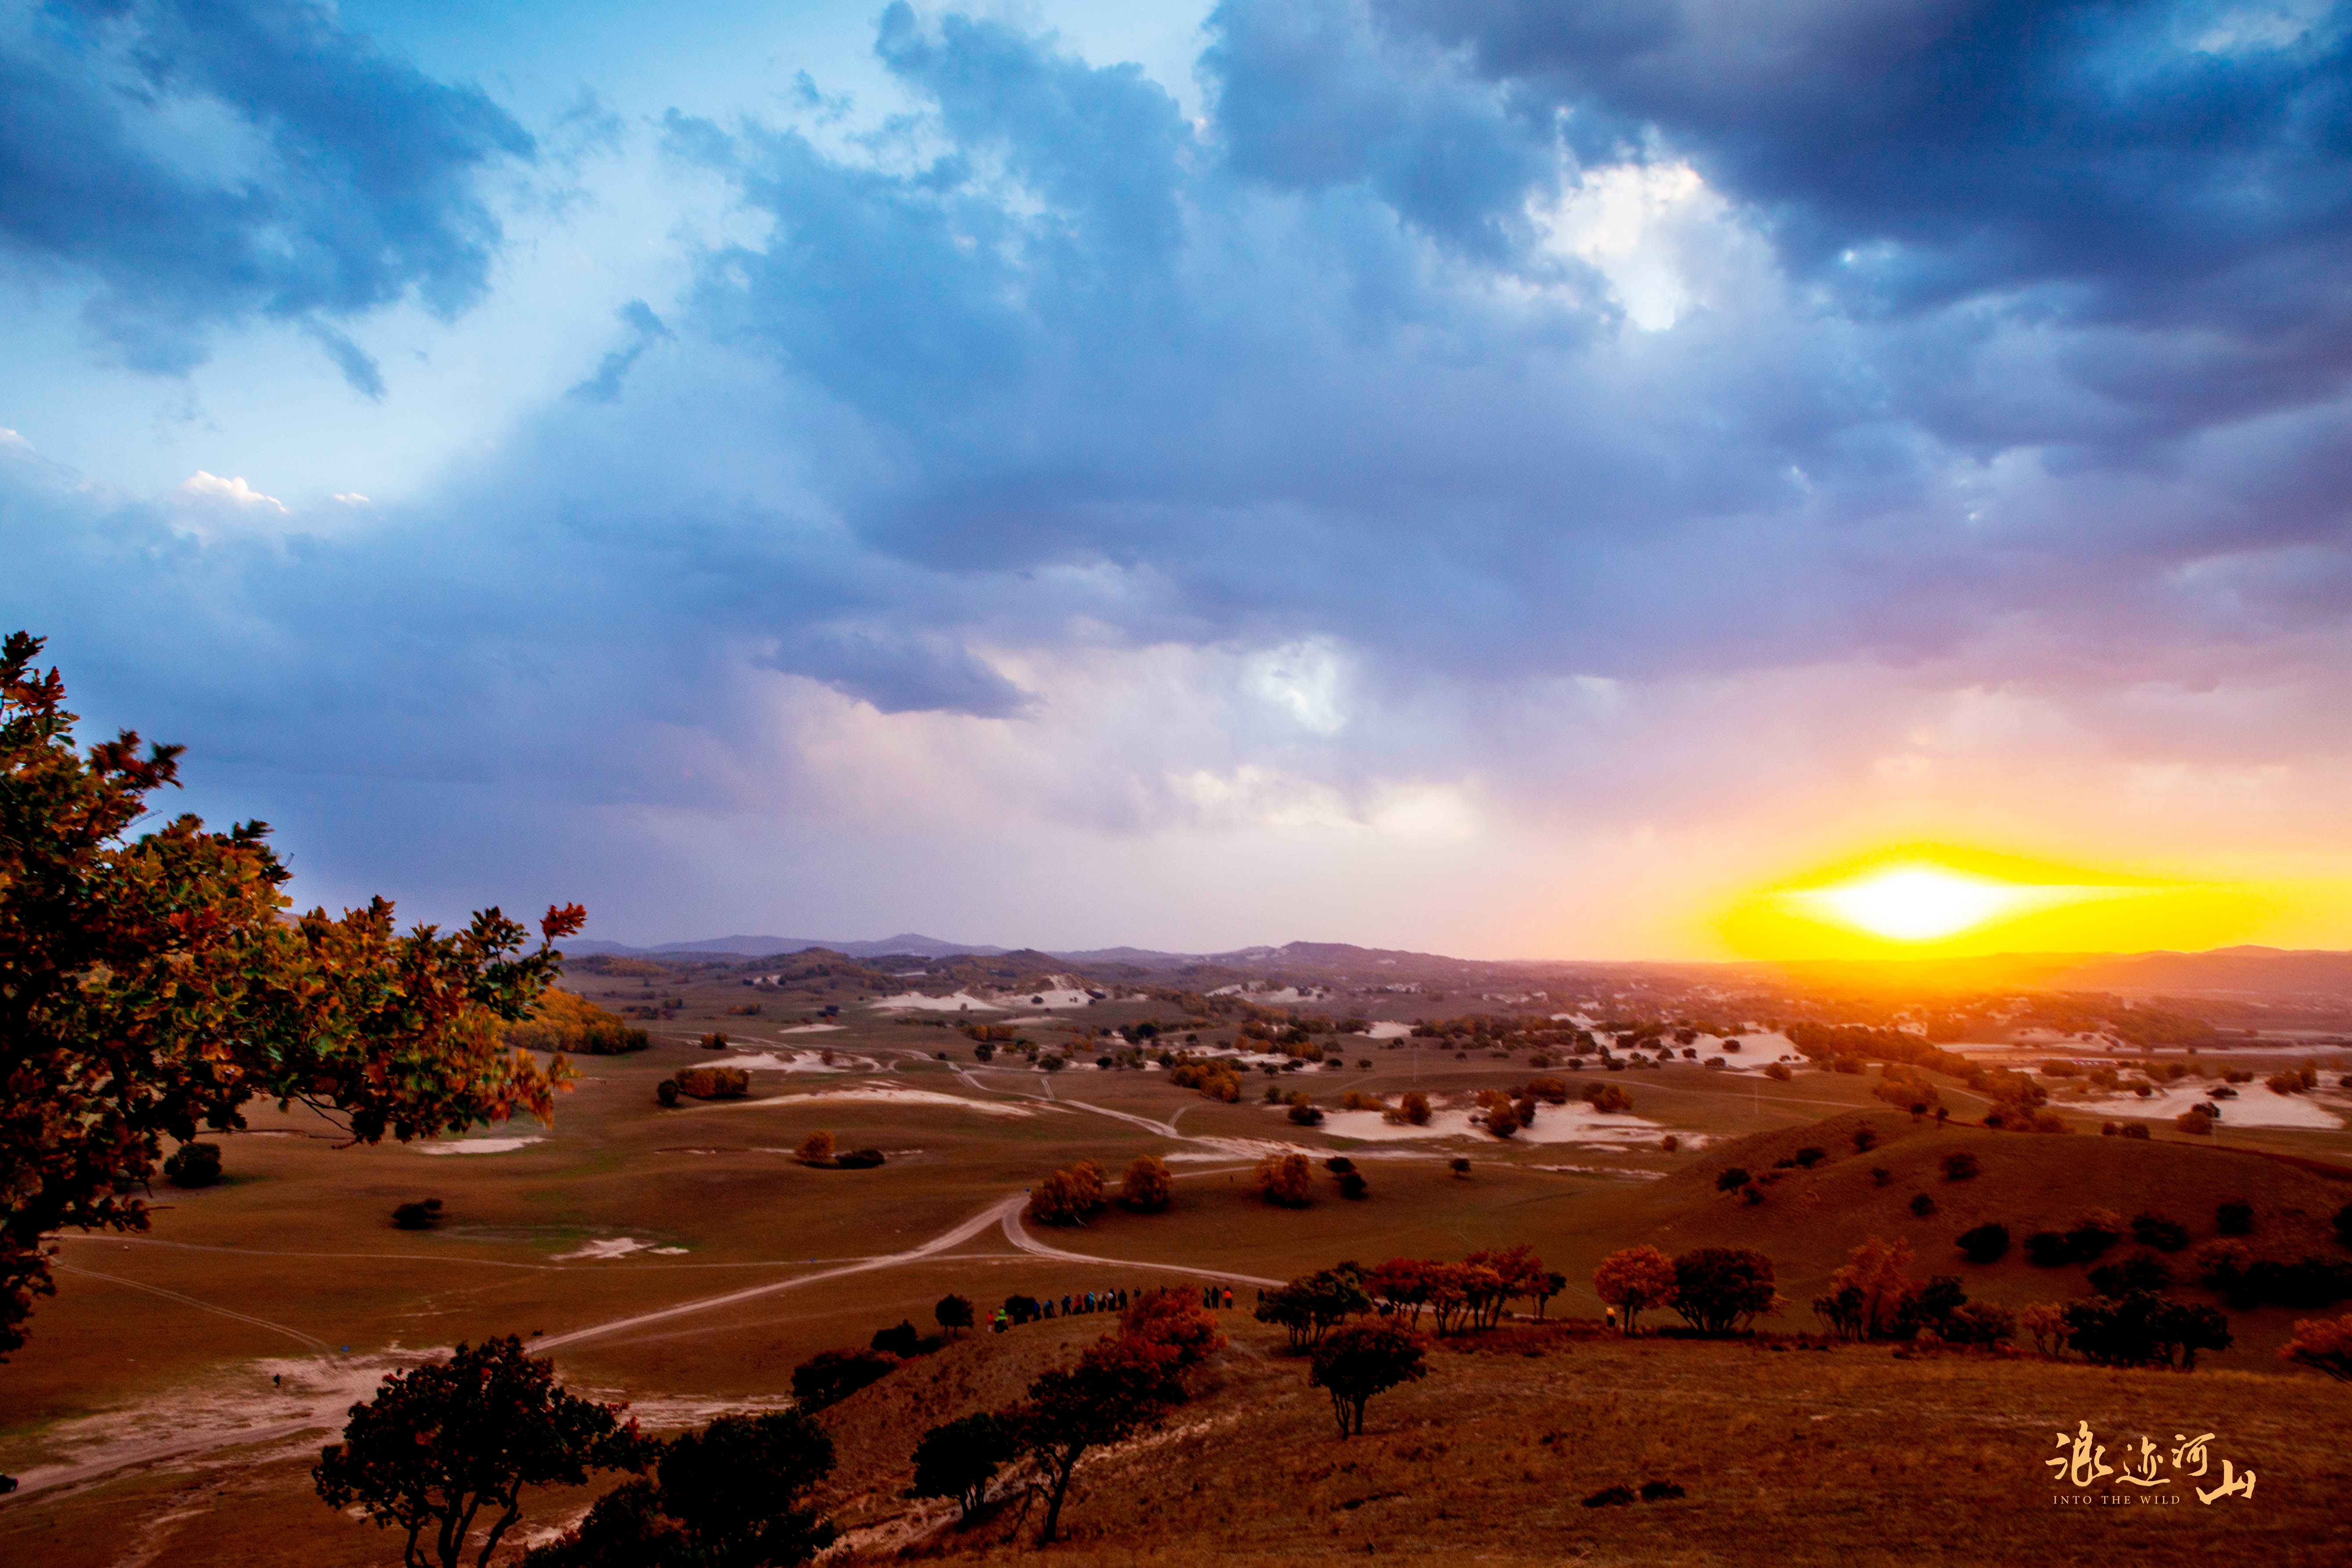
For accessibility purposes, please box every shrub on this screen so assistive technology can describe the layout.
[1120,1155,1174,1213]
[1288,1101,1326,1127]
[2120,1122,2150,1139]
[2282,1314,2352,1382]
[1715,1167,1751,1192]
[1384,1090,1433,1126]
[1956,1224,2009,1265]
[1670,1247,1780,1335]
[391,1198,444,1231]
[1661,1135,1679,1153]
[1582,1081,1633,1113]
[797,1130,836,1166]
[699,1031,728,1051]
[1449,1157,1471,1177]
[672,1066,749,1100]
[1254,1153,1314,1208]
[2064,1291,2231,1370]
[1584,1485,1637,1507]
[1940,1151,1980,1181]
[1338,1171,1369,1199]
[871,1319,929,1358]
[1943,1300,2017,1347]
[2130,1213,2191,1253]
[2020,1300,2070,1357]
[1027,1160,1107,1226]
[1853,1127,1878,1153]
[791,1348,899,1410]
[2066,1210,2124,1263]
[1793,1147,1826,1168]
[655,1080,679,1108]
[2088,1252,2173,1297]
[2216,1199,2255,1236]
[2023,1230,2070,1268]
[162,1142,223,1189]
[833,1148,884,1169]
[1910,1193,1937,1217]
[1871,1167,1892,1187]
[1764,1063,1793,1082]
[1484,1103,1521,1138]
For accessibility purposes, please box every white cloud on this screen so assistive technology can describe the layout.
[175,471,287,513]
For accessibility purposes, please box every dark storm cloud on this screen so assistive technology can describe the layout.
[1372,0,2352,431]
[0,0,531,384]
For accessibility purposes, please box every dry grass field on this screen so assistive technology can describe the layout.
[4,970,2349,1565]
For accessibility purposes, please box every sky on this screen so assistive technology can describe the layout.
[5,0,2350,959]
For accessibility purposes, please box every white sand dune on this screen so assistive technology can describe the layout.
[2083,1079,2347,1131]
[415,1136,544,1156]
[1311,1102,1682,1148]
[717,1084,1040,1118]
[717,1049,879,1074]
[778,1022,845,1034]
[868,991,1001,1012]
[1364,1021,1416,1039]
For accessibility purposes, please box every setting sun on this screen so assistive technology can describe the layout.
[1796,866,2046,942]
[1707,844,2329,962]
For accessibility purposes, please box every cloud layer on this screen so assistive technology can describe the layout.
[4,0,2348,952]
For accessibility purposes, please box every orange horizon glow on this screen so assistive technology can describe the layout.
[1711,844,2331,962]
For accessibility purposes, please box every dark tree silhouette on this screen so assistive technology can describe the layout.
[1309,1322,1427,1437]
[313,1337,640,1568]
[788,1348,899,1410]
[935,1293,975,1339]
[905,1412,1017,1522]
[522,1410,836,1567]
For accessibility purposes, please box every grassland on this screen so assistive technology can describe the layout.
[3,967,2349,1565]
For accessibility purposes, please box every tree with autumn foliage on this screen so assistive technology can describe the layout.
[2282,1314,2352,1382]
[1119,1154,1174,1212]
[1593,1245,1677,1334]
[315,1336,642,1568]
[1,632,581,1357]
[1009,1333,1178,1543]
[1026,1159,1106,1226]
[1119,1285,1226,1376]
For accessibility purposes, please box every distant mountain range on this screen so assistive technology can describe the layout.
[560,934,1466,970]
[562,934,2352,999]
[562,934,1013,960]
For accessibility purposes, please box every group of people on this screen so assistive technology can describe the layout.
[986,1281,1237,1332]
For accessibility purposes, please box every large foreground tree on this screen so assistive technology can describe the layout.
[0,631,581,1354]
[315,1337,641,1568]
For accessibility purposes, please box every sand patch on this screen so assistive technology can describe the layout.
[869,991,1002,1011]
[2084,1079,2348,1130]
[1312,1102,1679,1148]
[1364,1021,1416,1039]
[778,1022,845,1034]
[553,1238,690,1261]
[718,1049,880,1074]
[415,1136,544,1156]
[717,1085,1038,1118]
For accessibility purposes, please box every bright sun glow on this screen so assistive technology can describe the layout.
[1797,867,2041,942]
